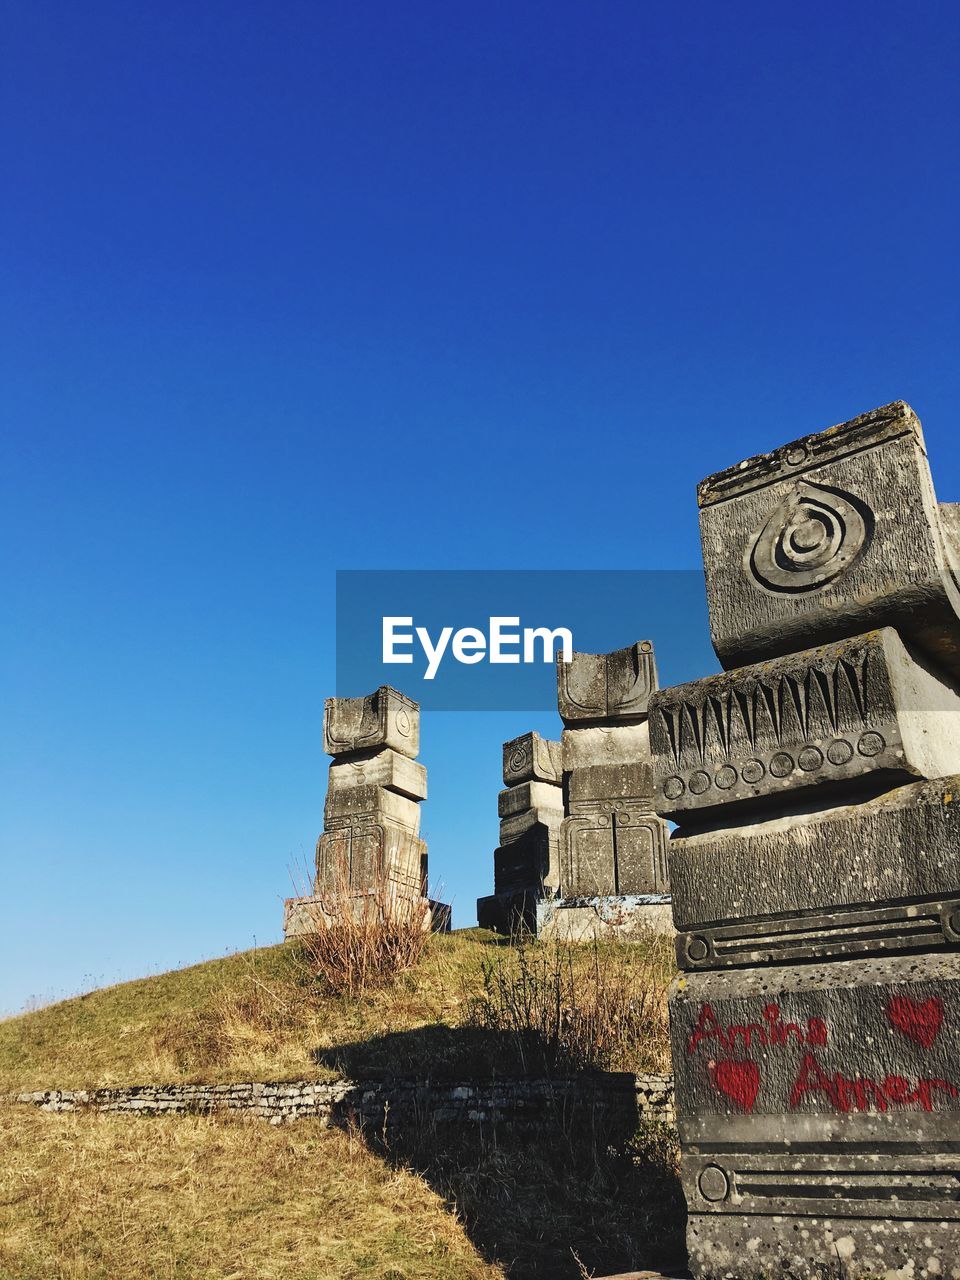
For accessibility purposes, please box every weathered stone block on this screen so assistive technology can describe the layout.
[567,761,655,808]
[323,783,421,834]
[669,775,960,970]
[328,749,427,801]
[671,952,960,1279]
[493,822,560,893]
[322,686,420,759]
[499,805,563,846]
[476,887,549,934]
[284,889,447,938]
[540,895,674,941]
[557,641,658,725]
[316,822,425,894]
[560,808,669,897]
[560,722,650,771]
[502,731,562,786]
[941,500,960,564]
[697,401,960,676]
[650,627,960,820]
[497,780,563,818]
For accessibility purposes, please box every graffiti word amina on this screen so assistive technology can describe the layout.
[688,1002,827,1056]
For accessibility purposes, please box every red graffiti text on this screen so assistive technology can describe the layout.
[790,1052,959,1113]
[687,1002,827,1056]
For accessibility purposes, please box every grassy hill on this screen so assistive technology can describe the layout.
[0,931,683,1279]
[0,929,674,1093]
[0,931,500,1093]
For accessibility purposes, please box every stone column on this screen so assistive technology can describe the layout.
[548,641,672,939]
[477,731,563,932]
[284,685,449,936]
[649,401,960,1277]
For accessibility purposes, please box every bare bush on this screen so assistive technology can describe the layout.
[297,844,433,999]
[463,933,672,1075]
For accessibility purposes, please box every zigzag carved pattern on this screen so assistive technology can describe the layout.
[657,650,870,767]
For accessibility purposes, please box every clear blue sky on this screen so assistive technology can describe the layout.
[2,1,958,1015]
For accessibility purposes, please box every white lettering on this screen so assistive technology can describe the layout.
[383,618,575,679]
[524,625,573,664]
[382,617,414,664]
[452,627,486,664]
[417,625,453,680]
[489,616,521,664]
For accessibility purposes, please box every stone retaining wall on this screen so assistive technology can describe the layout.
[13,1073,674,1128]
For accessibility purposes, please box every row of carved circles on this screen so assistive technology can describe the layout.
[661,732,886,799]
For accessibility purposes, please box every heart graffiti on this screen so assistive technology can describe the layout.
[885,996,944,1050]
[712,1059,760,1112]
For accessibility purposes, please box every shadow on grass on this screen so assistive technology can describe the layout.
[312,1024,526,1079]
[317,1025,687,1280]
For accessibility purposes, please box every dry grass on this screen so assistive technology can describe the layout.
[464,933,674,1075]
[0,932,684,1278]
[0,1106,504,1280]
[0,934,498,1093]
[0,931,675,1093]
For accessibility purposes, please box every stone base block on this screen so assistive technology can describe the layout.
[685,1212,958,1279]
[477,891,673,939]
[540,894,674,941]
[672,954,960,1280]
[594,1272,689,1280]
[476,888,552,935]
[284,893,449,939]
[668,775,960,971]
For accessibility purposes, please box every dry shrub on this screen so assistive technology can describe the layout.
[297,844,433,998]
[464,933,672,1075]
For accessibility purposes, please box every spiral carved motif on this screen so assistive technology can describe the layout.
[747,480,871,594]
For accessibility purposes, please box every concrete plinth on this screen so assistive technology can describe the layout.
[539,894,673,941]
[284,893,450,939]
[478,891,673,940]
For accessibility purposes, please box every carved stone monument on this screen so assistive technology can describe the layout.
[477,731,564,932]
[477,645,673,937]
[558,643,671,925]
[650,402,960,1277]
[285,686,449,936]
